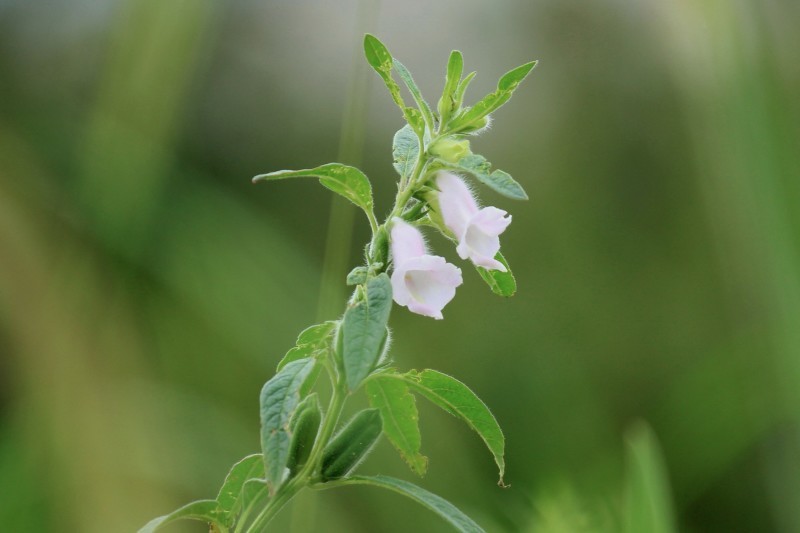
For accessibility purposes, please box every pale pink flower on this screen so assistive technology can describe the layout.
[390,218,463,320]
[435,172,511,271]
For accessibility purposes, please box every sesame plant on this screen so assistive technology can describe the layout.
[140,34,535,533]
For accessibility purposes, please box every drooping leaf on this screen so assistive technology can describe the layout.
[623,422,678,533]
[344,475,486,533]
[392,124,420,180]
[215,454,263,525]
[277,321,337,370]
[475,252,516,297]
[138,500,224,533]
[253,164,375,223]
[342,274,393,390]
[366,375,428,476]
[259,357,317,490]
[441,154,528,201]
[394,59,435,131]
[401,369,505,484]
[447,60,537,133]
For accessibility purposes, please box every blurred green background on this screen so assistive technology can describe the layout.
[1,0,799,531]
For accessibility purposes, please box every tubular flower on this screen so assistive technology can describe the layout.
[435,171,511,271]
[390,218,463,319]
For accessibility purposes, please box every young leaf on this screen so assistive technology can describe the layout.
[394,59,435,131]
[444,154,528,201]
[438,50,464,125]
[363,34,426,135]
[623,422,678,533]
[402,369,506,484]
[342,274,393,390]
[366,374,428,476]
[138,500,224,533]
[253,163,375,224]
[215,454,263,525]
[259,357,317,490]
[344,475,486,533]
[278,321,337,370]
[475,252,516,297]
[447,60,537,133]
[454,71,477,108]
[392,124,420,180]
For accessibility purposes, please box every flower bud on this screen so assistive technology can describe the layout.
[429,137,471,164]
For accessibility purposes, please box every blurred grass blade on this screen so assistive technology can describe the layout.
[623,422,677,533]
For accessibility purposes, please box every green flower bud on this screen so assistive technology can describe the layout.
[321,409,383,481]
[429,137,471,164]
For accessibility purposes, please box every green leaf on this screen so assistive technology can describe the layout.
[623,422,677,533]
[402,369,505,484]
[476,252,516,297]
[437,154,528,201]
[448,60,537,133]
[366,375,428,476]
[138,500,224,533]
[364,33,394,75]
[240,478,268,513]
[392,124,420,180]
[296,321,337,345]
[438,50,464,125]
[342,274,393,390]
[454,71,477,108]
[259,357,317,490]
[363,34,426,135]
[344,475,485,533]
[215,454,263,525]
[394,59,435,131]
[253,163,375,223]
[497,61,537,92]
[277,321,337,371]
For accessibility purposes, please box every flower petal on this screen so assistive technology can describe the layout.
[436,172,478,239]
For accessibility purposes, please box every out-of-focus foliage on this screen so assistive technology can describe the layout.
[1,0,798,531]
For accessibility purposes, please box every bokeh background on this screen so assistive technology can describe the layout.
[1,0,799,531]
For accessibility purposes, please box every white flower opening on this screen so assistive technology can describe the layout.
[390,218,462,319]
[436,172,511,271]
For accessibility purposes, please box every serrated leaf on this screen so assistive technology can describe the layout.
[623,422,677,533]
[215,454,263,525]
[260,358,317,490]
[253,163,375,224]
[476,252,516,297]
[394,59,435,131]
[278,321,338,370]
[366,375,428,476]
[439,154,528,201]
[138,500,223,533]
[448,60,537,133]
[402,369,505,484]
[345,475,485,533]
[392,124,420,179]
[342,274,393,391]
